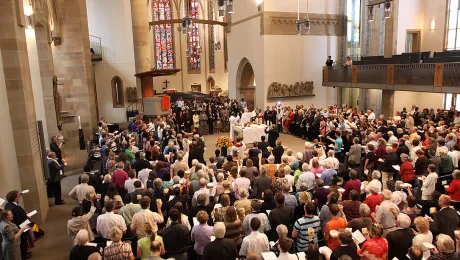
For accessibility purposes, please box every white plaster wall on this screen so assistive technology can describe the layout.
[228,17,265,108]
[264,35,338,108]
[393,91,444,115]
[396,0,424,54]
[0,50,23,193]
[422,0,447,52]
[264,0,340,14]
[86,0,136,123]
[25,29,50,148]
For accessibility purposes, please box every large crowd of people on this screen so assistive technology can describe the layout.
[3,100,460,260]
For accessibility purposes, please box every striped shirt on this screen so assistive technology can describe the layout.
[293,215,321,251]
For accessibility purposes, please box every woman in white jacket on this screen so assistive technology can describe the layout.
[421,164,438,200]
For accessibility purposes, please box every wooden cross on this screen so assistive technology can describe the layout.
[163,79,170,89]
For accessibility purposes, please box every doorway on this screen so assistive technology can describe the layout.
[207,77,215,94]
[236,57,256,111]
[406,30,421,53]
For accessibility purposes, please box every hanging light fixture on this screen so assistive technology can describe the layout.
[295,0,301,36]
[304,0,310,34]
[227,0,234,14]
[218,0,226,17]
[367,5,375,21]
[256,0,263,12]
[384,0,391,18]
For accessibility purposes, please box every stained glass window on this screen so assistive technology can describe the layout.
[188,0,201,70]
[209,0,216,72]
[153,0,174,69]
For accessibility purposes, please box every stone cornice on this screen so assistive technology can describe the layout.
[261,11,345,36]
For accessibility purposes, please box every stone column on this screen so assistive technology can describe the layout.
[381,89,395,118]
[35,26,59,141]
[0,0,49,223]
[130,0,151,74]
[52,0,97,167]
[384,0,398,58]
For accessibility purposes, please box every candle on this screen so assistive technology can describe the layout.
[78,116,81,129]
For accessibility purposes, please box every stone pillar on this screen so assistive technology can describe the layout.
[52,0,97,166]
[384,0,398,58]
[381,89,395,118]
[130,0,151,75]
[35,26,59,142]
[0,0,49,222]
[26,28,50,148]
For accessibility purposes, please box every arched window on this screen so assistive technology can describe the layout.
[188,0,201,70]
[152,0,175,69]
[111,76,124,108]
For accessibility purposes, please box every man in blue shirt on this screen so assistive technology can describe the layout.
[328,131,343,162]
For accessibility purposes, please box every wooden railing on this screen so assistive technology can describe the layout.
[323,63,460,88]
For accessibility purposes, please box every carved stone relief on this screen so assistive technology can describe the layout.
[52,76,62,125]
[267,81,315,99]
[126,87,138,102]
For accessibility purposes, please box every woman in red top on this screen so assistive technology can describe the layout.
[398,154,415,185]
[375,139,387,167]
[357,223,388,260]
[445,170,460,210]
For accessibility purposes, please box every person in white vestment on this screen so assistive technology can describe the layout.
[229,113,240,139]
[241,109,252,124]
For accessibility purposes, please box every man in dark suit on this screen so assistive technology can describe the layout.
[188,143,205,167]
[265,125,279,148]
[202,222,238,260]
[50,135,63,164]
[387,213,415,260]
[397,138,410,163]
[167,187,188,213]
[258,136,269,154]
[263,106,271,126]
[187,193,213,227]
[47,152,65,205]
[268,193,294,240]
[430,194,459,242]
[129,181,145,204]
[273,140,284,164]
[5,190,30,259]
[251,166,272,199]
[132,152,151,174]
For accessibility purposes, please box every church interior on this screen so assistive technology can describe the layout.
[2,0,460,259]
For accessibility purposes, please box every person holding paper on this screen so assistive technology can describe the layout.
[239,217,270,260]
[5,190,30,260]
[324,204,348,251]
[0,209,30,260]
[329,229,358,260]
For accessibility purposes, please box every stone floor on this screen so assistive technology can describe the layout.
[31,132,305,259]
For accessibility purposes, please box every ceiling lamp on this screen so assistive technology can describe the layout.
[181,16,192,35]
[384,0,391,18]
[218,0,226,17]
[227,0,234,14]
[367,5,375,21]
[295,0,311,36]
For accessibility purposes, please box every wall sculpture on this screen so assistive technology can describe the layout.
[267,81,315,99]
[126,87,138,102]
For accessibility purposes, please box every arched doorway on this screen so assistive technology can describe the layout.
[207,76,215,93]
[236,58,256,111]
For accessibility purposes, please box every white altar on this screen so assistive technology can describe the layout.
[231,124,268,143]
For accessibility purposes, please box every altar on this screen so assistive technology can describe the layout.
[231,124,268,144]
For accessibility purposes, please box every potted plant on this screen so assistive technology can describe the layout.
[216,136,233,157]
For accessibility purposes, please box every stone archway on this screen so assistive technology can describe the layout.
[236,57,256,111]
[206,76,215,93]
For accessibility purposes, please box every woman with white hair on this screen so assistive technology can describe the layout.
[69,230,100,260]
[439,146,454,177]
[430,234,460,259]
[266,156,277,184]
